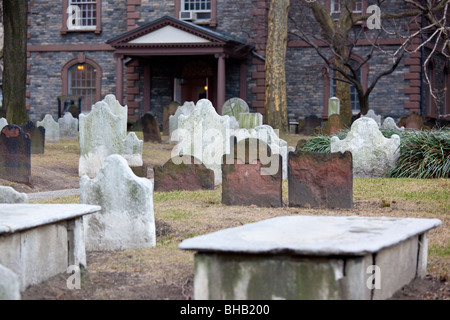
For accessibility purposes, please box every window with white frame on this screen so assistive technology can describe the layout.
[68,0,97,30]
[180,0,211,21]
[331,0,363,14]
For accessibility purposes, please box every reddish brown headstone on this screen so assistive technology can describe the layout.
[221,138,282,207]
[154,155,215,192]
[288,150,353,208]
[0,124,32,185]
[321,114,348,136]
[163,101,179,136]
[141,112,162,143]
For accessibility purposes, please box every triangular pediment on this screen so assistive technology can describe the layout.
[129,25,211,44]
[107,16,227,47]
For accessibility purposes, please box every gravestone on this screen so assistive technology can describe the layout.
[298,115,321,136]
[381,117,404,131]
[154,155,215,192]
[163,101,179,136]
[0,186,29,203]
[37,114,60,143]
[321,114,348,136]
[0,125,31,185]
[174,99,231,184]
[222,138,282,207]
[328,97,340,117]
[169,101,195,141]
[221,97,249,121]
[141,112,162,142]
[398,112,424,129]
[0,265,21,300]
[102,94,128,135]
[58,112,79,140]
[288,150,353,208]
[362,109,382,127]
[80,154,155,251]
[330,117,400,178]
[234,125,293,180]
[21,121,45,154]
[238,113,263,130]
[0,118,7,132]
[79,100,143,177]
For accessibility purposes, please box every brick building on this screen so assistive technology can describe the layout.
[20,0,450,125]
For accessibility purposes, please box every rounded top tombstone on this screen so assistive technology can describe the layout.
[221,98,249,120]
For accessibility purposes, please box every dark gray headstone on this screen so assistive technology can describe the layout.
[0,124,32,185]
[21,121,45,154]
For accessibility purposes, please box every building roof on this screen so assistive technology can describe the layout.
[106,16,253,59]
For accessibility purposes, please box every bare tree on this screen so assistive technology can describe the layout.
[3,0,28,125]
[265,0,290,133]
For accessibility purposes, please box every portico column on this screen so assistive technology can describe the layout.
[215,53,227,114]
[115,54,124,105]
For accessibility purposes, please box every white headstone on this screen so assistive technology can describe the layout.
[328,97,340,117]
[0,186,28,203]
[173,99,231,184]
[362,109,382,127]
[0,265,21,300]
[169,101,195,141]
[80,154,155,251]
[37,114,60,143]
[0,118,7,132]
[78,100,143,177]
[222,97,249,120]
[238,113,263,129]
[381,117,404,131]
[330,117,400,178]
[234,125,292,180]
[58,112,79,140]
[102,94,128,136]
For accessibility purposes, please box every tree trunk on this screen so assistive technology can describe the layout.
[3,0,29,125]
[265,0,289,133]
[333,56,352,125]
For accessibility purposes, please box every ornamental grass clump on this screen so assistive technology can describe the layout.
[389,129,450,179]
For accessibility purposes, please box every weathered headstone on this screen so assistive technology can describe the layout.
[398,112,424,129]
[163,101,179,136]
[79,100,143,177]
[362,109,382,127]
[238,113,263,130]
[0,118,7,132]
[0,186,29,203]
[381,117,404,131]
[102,94,128,135]
[222,138,282,207]
[298,115,321,136]
[321,114,348,136]
[169,101,195,141]
[141,112,162,142]
[328,97,340,117]
[0,125,31,185]
[330,117,400,178]
[288,151,353,208]
[21,121,45,154]
[80,154,155,251]
[37,114,60,143]
[0,265,21,300]
[221,97,249,120]
[173,99,231,184]
[58,112,79,140]
[154,155,215,192]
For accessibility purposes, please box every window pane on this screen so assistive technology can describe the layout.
[69,0,97,28]
[69,63,96,112]
[182,0,211,12]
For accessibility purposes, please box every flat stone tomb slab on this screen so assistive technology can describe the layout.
[179,215,441,300]
[0,204,101,291]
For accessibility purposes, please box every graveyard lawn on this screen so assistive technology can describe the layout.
[3,133,448,300]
